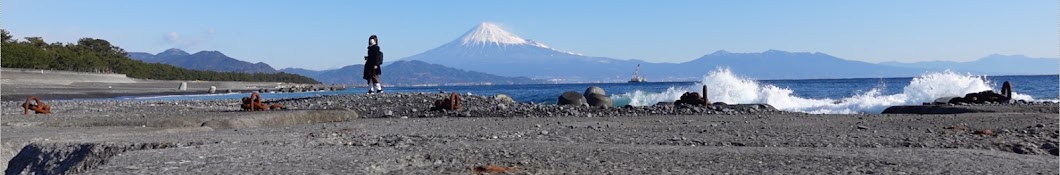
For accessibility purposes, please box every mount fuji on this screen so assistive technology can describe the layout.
[404,22,645,82]
[404,22,939,81]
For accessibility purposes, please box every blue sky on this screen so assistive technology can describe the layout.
[4,1,1056,70]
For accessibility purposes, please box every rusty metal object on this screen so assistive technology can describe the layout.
[702,85,710,105]
[22,96,51,114]
[432,93,462,111]
[1001,81,1012,100]
[240,92,283,111]
[973,129,994,136]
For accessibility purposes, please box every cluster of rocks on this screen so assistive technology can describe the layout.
[937,81,1015,105]
[269,90,785,120]
[557,86,613,108]
[883,81,1058,114]
[265,85,345,93]
[674,86,711,106]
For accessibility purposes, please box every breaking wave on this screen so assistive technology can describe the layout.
[612,68,1034,114]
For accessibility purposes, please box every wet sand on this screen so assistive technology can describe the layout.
[2,93,1056,174]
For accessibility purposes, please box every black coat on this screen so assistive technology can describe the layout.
[363,45,383,79]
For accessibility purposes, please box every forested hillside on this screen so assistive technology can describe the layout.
[0,30,319,84]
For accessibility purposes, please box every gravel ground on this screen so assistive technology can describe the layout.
[2,93,1057,174]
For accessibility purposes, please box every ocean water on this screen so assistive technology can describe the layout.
[123,69,1058,114]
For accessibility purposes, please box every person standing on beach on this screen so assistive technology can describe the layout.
[363,35,384,94]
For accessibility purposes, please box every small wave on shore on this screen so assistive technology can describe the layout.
[612,68,1035,114]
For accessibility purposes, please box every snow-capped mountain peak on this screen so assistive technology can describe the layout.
[460,22,532,46]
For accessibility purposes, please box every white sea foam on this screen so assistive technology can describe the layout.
[612,68,1035,114]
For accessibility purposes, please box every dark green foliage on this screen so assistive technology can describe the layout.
[0,30,319,84]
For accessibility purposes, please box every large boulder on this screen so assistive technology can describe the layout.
[584,86,606,97]
[583,86,612,108]
[557,91,586,106]
[493,94,514,103]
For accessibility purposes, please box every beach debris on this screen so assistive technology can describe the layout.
[432,93,462,111]
[973,129,994,136]
[943,125,969,133]
[178,82,188,91]
[241,92,285,111]
[21,96,51,114]
[583,86,613,108]
[675,85,710,106]
[557,91,586,106]
[470,164,514,174]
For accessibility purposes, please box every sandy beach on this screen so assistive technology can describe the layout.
[1,92,1056,174]
[0,68,329,101]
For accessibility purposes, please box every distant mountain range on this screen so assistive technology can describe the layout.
[398,22,1057,82]
[128,49,541,86]
[279,60,543,86]
[403,22,647,82]
[129,23,1059,85]
[879,54,1058,75]
[128,49,279,73]
[396,22,922,82]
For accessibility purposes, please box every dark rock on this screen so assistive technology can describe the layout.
[583,87,612,108]
[583,86,606,97]
[947,90,1010,104]
[586,94,613,108]
[934,97,958,104]
[674,92,707,106]
[1012,143,1040,154]
[1041,142,1058,150]
[712,102,727,106]
[856,125,869,130]
[557,91,586,106]
[655,102,674,106]
[881,105,987,114]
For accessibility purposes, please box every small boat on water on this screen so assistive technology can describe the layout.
[628,64,647,83]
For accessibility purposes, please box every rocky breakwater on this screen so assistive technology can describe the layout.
[883,82,1057,114]
[276,90,787,120]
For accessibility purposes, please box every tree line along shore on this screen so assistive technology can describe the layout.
[0,30,320,84]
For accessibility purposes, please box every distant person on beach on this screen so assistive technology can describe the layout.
[363,35,384,94]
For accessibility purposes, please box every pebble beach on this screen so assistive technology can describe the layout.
[2,93,1057,174]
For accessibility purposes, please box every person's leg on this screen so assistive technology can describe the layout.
[367,79,375,94]
[373,76,383,93]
